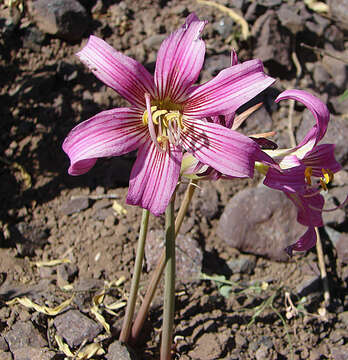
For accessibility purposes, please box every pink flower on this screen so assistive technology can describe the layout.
[262,90,342,254]
[63,14,275,215]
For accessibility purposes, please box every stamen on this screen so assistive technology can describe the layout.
[305,167,312,186]
[153,109,168,124]
[319,179,328,191]
[142,97,184,150]
[321,168,334,184]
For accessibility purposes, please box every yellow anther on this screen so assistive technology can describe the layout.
[321,168,334,184]
[142,106,158,125]
[320,178,328,191]
[152,109,168,124]
[165,112,180,122]
[304,167,312,186]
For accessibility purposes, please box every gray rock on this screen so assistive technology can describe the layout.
[4,322,47,351]
[330,347,348,360]
[322,48,348,91]
[12,346,55,360]
[202,54,231,82]
[336,233,348,264]
[22,26,46,51]
[106,340,138,360]
[0,335,9,351]
[295,275,321,297]
[328,0,348,31]
[93,207,114,221]
[28,0,88,41]
[252,10,292,69]
[325,226,342,247]
[278,3,304,34]
[38,266,55,279]
[313,64,331,90]
[143,34,167,51]
[217,186,307,261]
[227,255,256,274]
[0,351,12,360]
[305,13,330,37]
[57,262,78,283]
[338,311,348,328]
[330,329,346,344]
[296,111,348,165]
[14,222,49,256]
[330,95,348,115]
[54,310,102,347]
[195,185,219,220]
[60,197,90,215]
[145,230,203,283]
[213,16,235,39]
[255,344,270,360]
[324,25,345,51]
[322,194,346,226]
[241,105,273,135]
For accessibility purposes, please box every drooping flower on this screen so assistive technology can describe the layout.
[63,14,275,215]
[261,90,342,254]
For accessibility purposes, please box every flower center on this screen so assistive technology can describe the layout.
[143,93,185,151]
[305,167,334,192]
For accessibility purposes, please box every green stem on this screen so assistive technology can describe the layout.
[160,196,176,360]
[119,208,150,343]
[130,180,198,344]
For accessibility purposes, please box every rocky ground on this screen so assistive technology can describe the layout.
[1,0,348,359]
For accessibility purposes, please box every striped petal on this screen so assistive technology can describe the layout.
[77,36,155,108]
[154,13,206,103]
[264,166,307,194]
[180,119,266,178]
[63,108,147,175]
[275,90,329,153]
[286,192,324,227]
[285,227,316,256]
[127,142,182,216]
[184,59,275,118]
[301,144,342,177]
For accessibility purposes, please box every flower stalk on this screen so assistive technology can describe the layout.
[119,208,150,343]
[130,180,198,344]
[161,195,176,360]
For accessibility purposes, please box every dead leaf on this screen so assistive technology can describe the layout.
[7,296,74,315]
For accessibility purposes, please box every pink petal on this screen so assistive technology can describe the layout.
[77,36,155,108]
[286,192,324,227]
[264,166,307,194]
[63,108,148,175]
[302,144,342,177]
[285,227,316,256]
[127,142,182,216]
[180,119,265,178]
[210,113,235,129]
[154,13,206,102]
[184,59,275,117]
[275,90,329,150]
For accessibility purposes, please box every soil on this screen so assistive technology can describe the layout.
[1,0,348,359]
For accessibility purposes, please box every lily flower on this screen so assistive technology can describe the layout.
[260,90,342,254]
[63,14,275,215]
